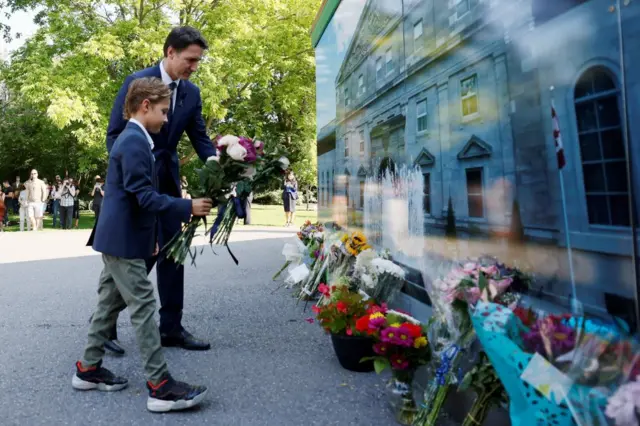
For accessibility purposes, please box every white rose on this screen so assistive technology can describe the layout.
[227,143,248,161]
[218,135,240,147]
[278,156,290,169]
[242,166,256,178]
[206,155,220,163]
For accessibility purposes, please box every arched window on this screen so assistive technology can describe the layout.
[574,67,629,226]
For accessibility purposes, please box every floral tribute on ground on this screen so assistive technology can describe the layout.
[273,223,640,426]
[164,134,289,265]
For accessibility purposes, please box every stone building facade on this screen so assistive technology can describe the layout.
[316,0,640,314]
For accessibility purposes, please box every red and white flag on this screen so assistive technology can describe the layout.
[551,104,566,169]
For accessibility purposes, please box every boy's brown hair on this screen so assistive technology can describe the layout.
[123,77,172,120]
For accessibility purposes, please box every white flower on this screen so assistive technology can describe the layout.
[606,378,640,426]
[206,155,220,163]
[371,258,406,278]
[242,166,256,178]
[227,143,248,161]
[361,273,375,289]
[218,135,240,147]
[312,232,324,241]
[278,156,290,169]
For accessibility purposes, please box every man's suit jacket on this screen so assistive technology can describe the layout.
[92,122,192,259]
[106,64,216,197]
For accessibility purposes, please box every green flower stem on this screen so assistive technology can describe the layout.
[461,384,501,426]
[272,260,292,281]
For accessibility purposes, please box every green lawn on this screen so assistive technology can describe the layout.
[3,211,97,232]
[2,204,317,232]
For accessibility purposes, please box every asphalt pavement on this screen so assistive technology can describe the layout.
[0,227,394,425]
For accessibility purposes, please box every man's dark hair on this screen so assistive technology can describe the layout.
[163,26,208,57]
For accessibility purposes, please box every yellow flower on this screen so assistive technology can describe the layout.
[346,244,358,256]
[340,234,349,243]
[390,322,401,328]
[370,312,384,320]
[351,231,367,245]
[414,336,428,348]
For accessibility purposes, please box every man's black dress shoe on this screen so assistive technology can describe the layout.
[160,330,211,351]
[104,340,126,355]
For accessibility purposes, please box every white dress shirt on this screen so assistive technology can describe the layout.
[129,118,155,150]
[160,60,180,111]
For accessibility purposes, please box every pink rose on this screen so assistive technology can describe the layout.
[464,287,482,304]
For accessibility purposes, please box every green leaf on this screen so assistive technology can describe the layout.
[374,358,390,375]
[478,273,488,292]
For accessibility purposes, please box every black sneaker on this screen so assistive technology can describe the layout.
[146,375,207,413]
[71,360,128,392]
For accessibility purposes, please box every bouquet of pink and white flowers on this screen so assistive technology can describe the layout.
[164,134,289,265]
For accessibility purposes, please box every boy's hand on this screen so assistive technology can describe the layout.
[153,242,159,256]
[191,198,213,217]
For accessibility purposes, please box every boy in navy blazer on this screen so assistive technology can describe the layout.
[101,26,215,353]
[73,77,212,413]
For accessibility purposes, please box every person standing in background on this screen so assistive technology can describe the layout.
[72,178,81,229]
[59,178,76,230]
[0,190,5,232]
[26,169,47,231]
[13,176,21,214]
[2,180,13,226]
[18,184,31,232]
[52,175,62,228]
[91,176,104,224]
[282,171,298,227]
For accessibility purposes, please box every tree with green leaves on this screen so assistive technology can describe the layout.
[0,0,319,192]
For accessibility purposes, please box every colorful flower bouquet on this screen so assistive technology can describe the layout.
[472,301,640,426]
[359,309,430,425]
[414,258,530,426]
[298,230,371,301]
[164,134,289,265]
[312,284,373,335]
[311,285,381,372]
[272,221,325,282]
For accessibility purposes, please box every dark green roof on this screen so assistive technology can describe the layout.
[311,0,341,48]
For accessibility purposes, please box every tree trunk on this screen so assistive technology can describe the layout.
[306,184,310,211]
[138,0,144,24]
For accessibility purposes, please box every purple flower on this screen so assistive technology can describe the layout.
[380,326,414,347]
[522,316,576,359]
[238,137,257,163]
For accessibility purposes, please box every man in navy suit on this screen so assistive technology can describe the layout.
[74,77,212,412]
[104,27,216,352]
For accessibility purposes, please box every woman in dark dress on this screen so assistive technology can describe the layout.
[91,175,104,224]
[282,171,298,227]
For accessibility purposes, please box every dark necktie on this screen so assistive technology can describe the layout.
[167,81,177,123]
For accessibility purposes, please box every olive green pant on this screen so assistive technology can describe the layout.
[82,254,169,383]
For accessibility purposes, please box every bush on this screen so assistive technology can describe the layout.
[253,190,283,205]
